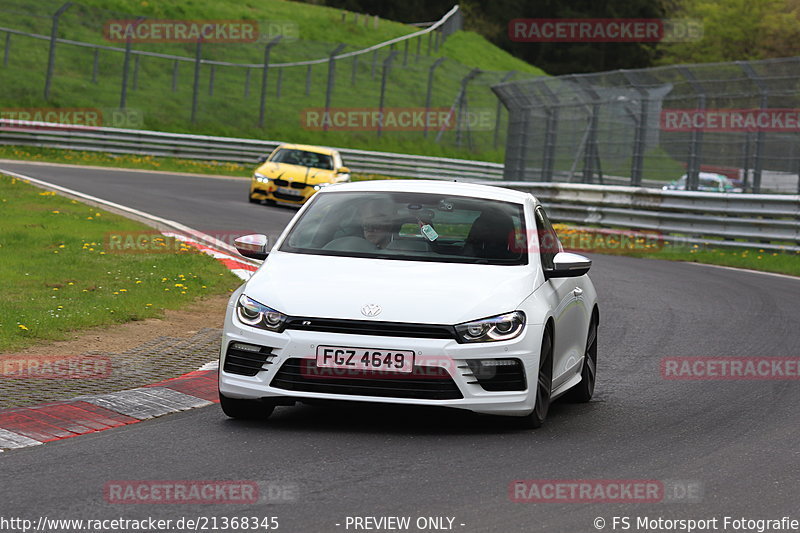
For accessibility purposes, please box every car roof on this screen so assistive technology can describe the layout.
[321,179,533,204]
[276,143,337,155]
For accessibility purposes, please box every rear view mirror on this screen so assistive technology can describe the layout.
[547,252,591,278]
[337,166,350,174]
[234,234,270,261]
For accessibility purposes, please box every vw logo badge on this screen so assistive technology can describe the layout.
[361,304,382,317]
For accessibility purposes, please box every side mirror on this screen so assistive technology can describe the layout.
[256,154,269,164]
[337,166,350,174]
[234,234,270,261]
[547,252,591,278]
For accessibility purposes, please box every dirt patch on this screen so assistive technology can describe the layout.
[0,293,232,409]
[7,292,230,357]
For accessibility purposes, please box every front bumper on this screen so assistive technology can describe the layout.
[219,316,544,417]
[251,181,316,205]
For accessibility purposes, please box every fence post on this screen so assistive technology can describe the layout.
[678,66,705,191]
[623,71,648,186]
[403,39,409,66]
[371,49,378,80]
[423,57,445,138]
[244,67,251,97]
[191,39,203,123]
[574,78,603,184]
[207,64,215,95]
[451,68,481,149]
[377,51,398,138]
[3,32,10,67]
[739,61,768,193]
[494,71,515,149]
[350,56,358,85]
[324,43,347,131]
[427,31,433,55]
[415,36,421,63]
[119,16,143,109]
[132,54,140,90]
[44,2,72,100]
[306,64,313,95]
[258,36,282,128]
[276,68,282,98]
[91,48,99,83]
[538,82,560,182]
[172,60,178,92]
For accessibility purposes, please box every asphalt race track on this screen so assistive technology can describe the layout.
[2,161,800,532]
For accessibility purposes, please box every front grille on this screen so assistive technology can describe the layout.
[223,343,274,376]
[272,179,308,189]
[284,317,457,340]
[270,358,463,400]
[462,359,526,391]
[273,191,305,202]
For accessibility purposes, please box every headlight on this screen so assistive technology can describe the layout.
[455,311,525,343]
[254,172,268,183]
[236,295,287,332]
[313,183,330,191]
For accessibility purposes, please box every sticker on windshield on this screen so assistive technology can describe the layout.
[420,224,439,242]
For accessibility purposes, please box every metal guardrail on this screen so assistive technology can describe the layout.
[478,182,800,252]
[0,120,504,180]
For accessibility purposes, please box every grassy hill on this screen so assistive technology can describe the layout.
[0,0,544,161]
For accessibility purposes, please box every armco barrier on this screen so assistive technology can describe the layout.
[475,182,800,252]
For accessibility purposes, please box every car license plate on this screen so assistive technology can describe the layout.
[315,346,414,373]
[277,186,303,197]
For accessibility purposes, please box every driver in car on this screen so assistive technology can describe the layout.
[361,199,395,250]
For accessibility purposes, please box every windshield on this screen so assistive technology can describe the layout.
[270,148,334,170]
[279,191,528,265]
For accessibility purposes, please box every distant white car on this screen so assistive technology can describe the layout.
[219,180,599,428]
[663,172,743,193]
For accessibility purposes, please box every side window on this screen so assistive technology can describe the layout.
[535,206,562,272]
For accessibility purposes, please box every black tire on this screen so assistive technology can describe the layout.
[516,329,553,429]
[264,199,277,206]
[565,316,598,403]
[219,392,275,420]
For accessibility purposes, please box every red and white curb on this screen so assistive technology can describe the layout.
[0,169,263,453]
[0,364,221,452]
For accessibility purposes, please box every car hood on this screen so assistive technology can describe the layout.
[256,161,336,184]
[243,251,535,325]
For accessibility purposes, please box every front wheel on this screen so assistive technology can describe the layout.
[219,392,275,420]
[516,330,553,429]
[248,193,261,204]
[565,316,597,403]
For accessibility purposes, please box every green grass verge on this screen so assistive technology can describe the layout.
[0,174,242,352]
[622,245,800,277]
[553,225,800,277]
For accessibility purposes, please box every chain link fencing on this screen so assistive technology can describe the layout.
[0,0,536,157]
[493,57,800,193]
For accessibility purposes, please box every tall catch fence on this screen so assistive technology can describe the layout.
[493,57,800,193]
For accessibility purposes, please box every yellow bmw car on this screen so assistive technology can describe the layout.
[249,144,351,206]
